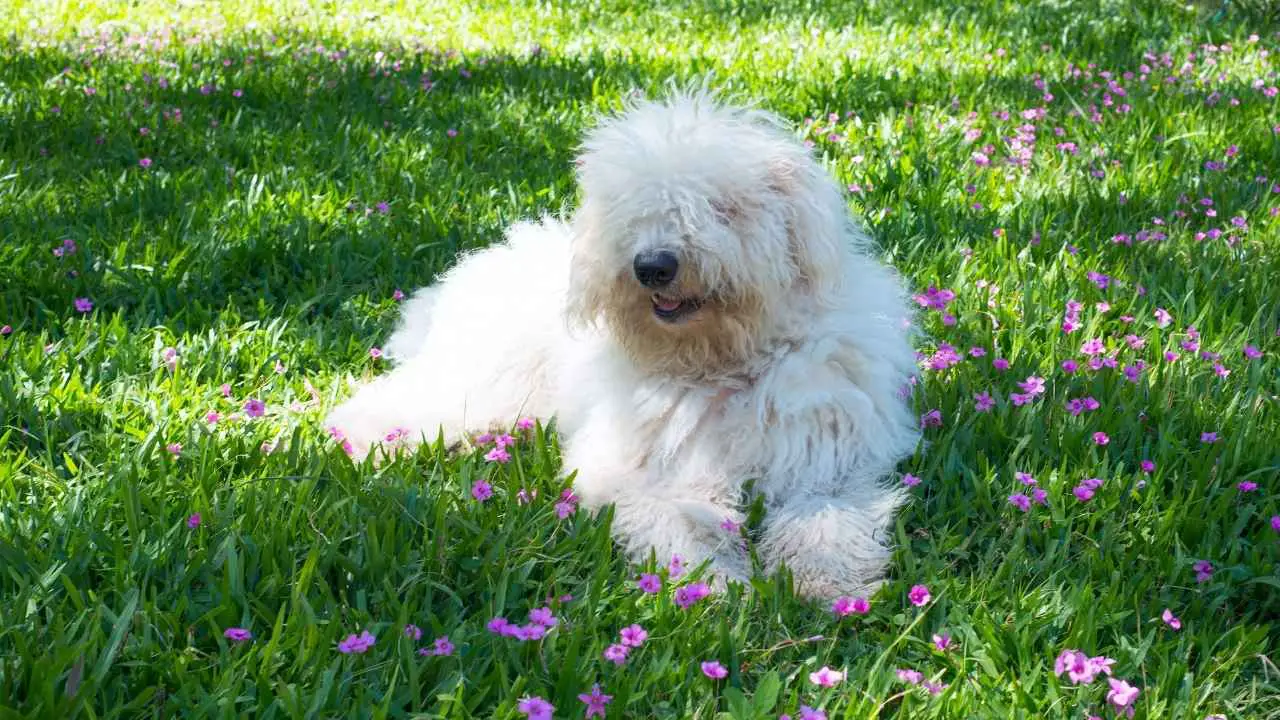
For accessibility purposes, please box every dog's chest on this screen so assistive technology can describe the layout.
[628,382,750,483]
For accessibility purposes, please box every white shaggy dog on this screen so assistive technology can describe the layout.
[325,90,921,599]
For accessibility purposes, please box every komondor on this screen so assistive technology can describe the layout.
[326,89,920,599]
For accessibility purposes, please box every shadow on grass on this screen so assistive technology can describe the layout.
[0,24,1273,343]
[0,30,1067,339]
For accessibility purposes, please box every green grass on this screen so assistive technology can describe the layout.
[1,0,1278,717]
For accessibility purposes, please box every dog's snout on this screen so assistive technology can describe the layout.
[633,251,679,288]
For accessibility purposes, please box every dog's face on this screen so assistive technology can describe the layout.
[567,92,852,380]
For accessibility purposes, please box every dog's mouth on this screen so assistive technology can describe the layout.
[651,293,703,323]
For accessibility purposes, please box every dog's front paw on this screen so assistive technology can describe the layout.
[700,553,753,593]
[323,399,397,463]
[787,564,885,601]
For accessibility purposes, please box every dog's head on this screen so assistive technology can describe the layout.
[567,89,858,380]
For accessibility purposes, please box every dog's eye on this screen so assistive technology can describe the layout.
[710,199,740,225]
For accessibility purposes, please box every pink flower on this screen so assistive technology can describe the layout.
[1092,432,1110,446]
[528,607,558,628]
[243,399,265,417]
[74,297,94,313]
[1243,345,1262,359]
[1054,649,1114,684]
[1016,472,1036,485]
[1200,431,1219,444]
[1140,460,1155,473]
[808,666,844,687]
[369,347,383,359]
[578,684,612,719]
[139,157,152,168]
[0,325,10,336]
[223,627,252,642]
[487,616,513,635]
[993,358,1010,371]
[516,623,546,641]
[902,473,922,488]
[1010,393,1032,407]
[1271,515,1280,533]
[485,446,511,463]
[220,383,232,397]
[392,289,405,301]
[337,630,376,654]
[932,633,953,651]
[1193,560,1214,583]
[919,409,943,428]
[517,696,554,720]
[701,660,729,679]
[974,391,995,412]
[897,668,924,684]
[1032,487,1049,505]
[603,643,630,665]
[1154,308,1172,327]
[1106,678,1141,715]
[517,416,535,430]
[667,554,686,578]
[1009,493,1031,512]
[1161,608,1181,630]
[907,584,931,607]
[1061,359,1078,374]
[922,681,947,695]
[1073,485,1096,502]
[797,706,827,720]
[620,624,647,647]
[166,442,182,456]
[674,582,711,609]
[913,286,956,310]
[637,573,661,593]
[832,595,870,617]
[1017,376,1046,395]
[1081,338,1105,356]
[429,636,454,655]
[404,624,423,641]
[187,513,201,528]
[1237,481,1258,493]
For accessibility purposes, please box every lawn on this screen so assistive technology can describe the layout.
[1,0,1278,717]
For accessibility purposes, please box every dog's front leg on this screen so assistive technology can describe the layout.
[325,366,465,461]
[758,485,905,600]
[607,489,751,589]
[568,456,750,589]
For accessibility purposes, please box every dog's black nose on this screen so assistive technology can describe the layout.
[633,250,679,288]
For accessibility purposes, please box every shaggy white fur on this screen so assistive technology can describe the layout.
[325,89,921,599]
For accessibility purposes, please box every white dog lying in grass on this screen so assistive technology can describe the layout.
[326,89,920,599]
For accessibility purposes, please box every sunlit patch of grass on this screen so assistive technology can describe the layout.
[1,1,1277,717]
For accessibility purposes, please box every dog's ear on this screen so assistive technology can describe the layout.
[564,202,611,331]
[769,152,848,304]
